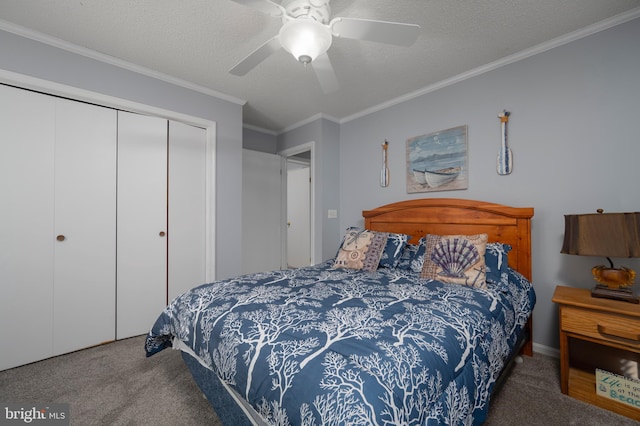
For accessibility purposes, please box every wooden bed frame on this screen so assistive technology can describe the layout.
[175,198,535,424]
[363,198,534,355]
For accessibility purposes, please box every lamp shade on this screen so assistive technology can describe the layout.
[561,212,640,258]
[279,19,332,64]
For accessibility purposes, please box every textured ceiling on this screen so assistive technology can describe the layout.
[1,0,639,133]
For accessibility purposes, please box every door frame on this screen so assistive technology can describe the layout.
[279,142,315,269]
[0,69,217,281]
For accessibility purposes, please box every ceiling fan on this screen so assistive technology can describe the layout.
[228,0,421,93]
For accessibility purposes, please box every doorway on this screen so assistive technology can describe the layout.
[280,143,315,269]
[286,154,310,267]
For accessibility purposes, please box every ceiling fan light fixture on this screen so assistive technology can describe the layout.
[279,19,332,64]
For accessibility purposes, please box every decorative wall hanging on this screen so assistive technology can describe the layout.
[496,110,512,175]
[380,140,390,187]
[406,125,468,193]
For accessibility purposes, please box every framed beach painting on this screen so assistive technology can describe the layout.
[406,125,468,193]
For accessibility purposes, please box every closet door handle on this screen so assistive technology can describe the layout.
[159,231,166,237]
[56,235,66,242]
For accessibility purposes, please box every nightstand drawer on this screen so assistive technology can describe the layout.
[561,306,640,349]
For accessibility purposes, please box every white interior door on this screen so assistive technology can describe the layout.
[0,85,56,370]
[168,121,207,301]
[117,111,168,339]
[280,143,315,266]
[53,98,117,354]
[287,165,311,267]
[242,149,282,274]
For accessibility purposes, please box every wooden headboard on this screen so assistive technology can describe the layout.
[364,198,535,356]
[363,198,534,281]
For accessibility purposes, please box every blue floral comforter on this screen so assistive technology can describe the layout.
[145,261,535,425]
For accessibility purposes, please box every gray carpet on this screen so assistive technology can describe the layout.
[0,336,636,425]
[487,353,638,426]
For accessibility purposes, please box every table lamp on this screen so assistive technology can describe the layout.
[561,210,640,303]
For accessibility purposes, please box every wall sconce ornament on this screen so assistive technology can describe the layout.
[497,110,512,175]
[381,140,390,187]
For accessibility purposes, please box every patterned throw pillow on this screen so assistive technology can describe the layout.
[396,237,427,272]
[485,242,512,283]
[420,233,488,289]
[379,232,410,268]
[333,228,388,271]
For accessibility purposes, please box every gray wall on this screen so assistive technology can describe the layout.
[243,126,277,153]
[338,18,640,352]
[0,29,244,280]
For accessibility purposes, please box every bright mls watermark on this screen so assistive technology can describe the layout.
[1,404,69,425]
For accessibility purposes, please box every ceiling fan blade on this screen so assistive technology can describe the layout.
[330,17,420,47]
[228,0,283,17]
[311,53,339,94]
[229,36,282,76]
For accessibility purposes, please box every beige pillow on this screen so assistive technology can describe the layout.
[420,233,488,289]
[333,228,387,271]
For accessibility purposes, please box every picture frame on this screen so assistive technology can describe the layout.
[406,125,468,193]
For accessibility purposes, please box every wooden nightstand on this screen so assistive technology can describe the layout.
[553,285,640,420]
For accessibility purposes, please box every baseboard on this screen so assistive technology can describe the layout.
[532,342,560,358]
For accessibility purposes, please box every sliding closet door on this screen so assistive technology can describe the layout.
[168,121,207,301]
[0,85,56,370]
[117,111,168,339]
[53,99,117,354]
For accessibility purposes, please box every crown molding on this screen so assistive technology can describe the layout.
[0,19,246,106]
[279,113,340,134]
[340,7,640,125]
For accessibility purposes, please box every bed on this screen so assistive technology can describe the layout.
[145,198,535,425]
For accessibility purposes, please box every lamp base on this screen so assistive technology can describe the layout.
[592,265,636,288]
[591,285,639,304]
